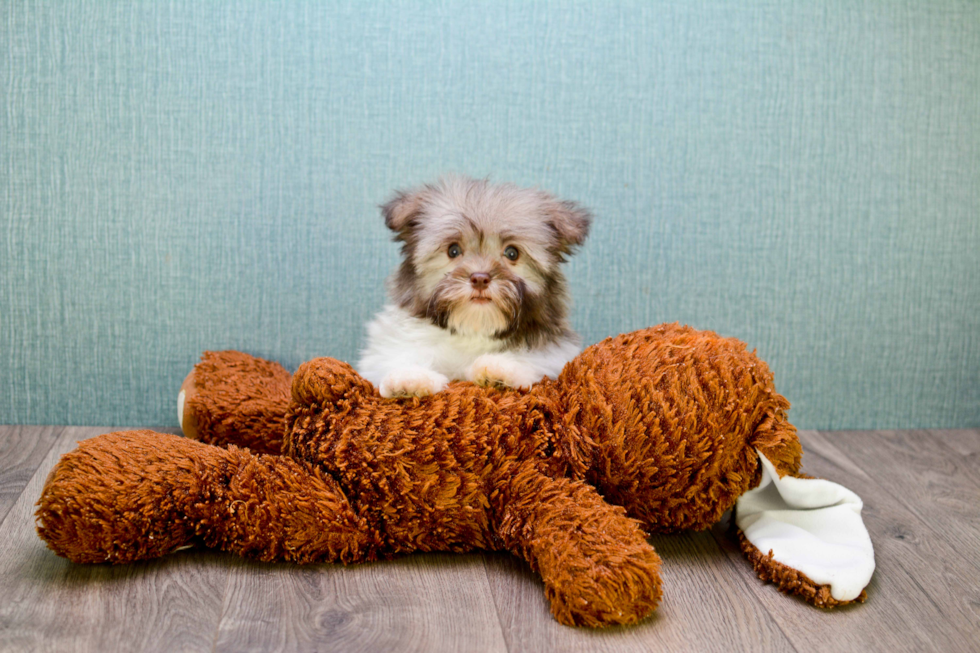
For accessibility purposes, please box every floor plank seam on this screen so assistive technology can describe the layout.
[898,558,946,617]
[207,560,234,653]
[480,552,517,653]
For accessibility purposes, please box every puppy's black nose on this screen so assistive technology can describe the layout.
[469,272,491,290]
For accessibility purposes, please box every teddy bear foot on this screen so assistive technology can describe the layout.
[545,553,663,627]
[736,529,867,607]
[499,473,663,627]
[734,450,875,606]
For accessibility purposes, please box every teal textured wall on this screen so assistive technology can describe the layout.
[2,1,978,429]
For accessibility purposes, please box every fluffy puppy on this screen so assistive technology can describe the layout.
[358,176,591,398]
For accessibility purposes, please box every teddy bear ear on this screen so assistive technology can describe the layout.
[381,189,427,235]
[543,196,592,252]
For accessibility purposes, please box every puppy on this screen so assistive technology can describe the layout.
[358,176,591,398]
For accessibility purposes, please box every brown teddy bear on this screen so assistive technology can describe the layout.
[35,323,874,627]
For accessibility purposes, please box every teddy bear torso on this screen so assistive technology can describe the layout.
[283,380,569,555]
[277,324,803,557]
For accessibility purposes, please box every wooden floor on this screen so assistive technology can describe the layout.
[0,427,977,653]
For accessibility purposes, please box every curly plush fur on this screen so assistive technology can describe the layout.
[36,323,853,628]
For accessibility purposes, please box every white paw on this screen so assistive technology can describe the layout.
[467,354,540,390]
[379,367,450,398]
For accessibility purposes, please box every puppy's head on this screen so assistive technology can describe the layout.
[382,176,591,346]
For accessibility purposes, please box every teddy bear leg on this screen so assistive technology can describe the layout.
[733,449,875,607]
[178,350,292,454]
[497,472,662,628]
[37,430,382,565]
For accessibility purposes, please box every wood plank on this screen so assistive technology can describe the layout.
[827,429,980,571]
[0,426,63,526]
[708,430,980,653]
[926,429,980,485]
[0,427,228,653]
[214,552,508,653]
[483,529,795,652]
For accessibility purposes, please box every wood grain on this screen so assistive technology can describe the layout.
[213,553,508,653]
[0,426,63,526]
[926,429,980,485]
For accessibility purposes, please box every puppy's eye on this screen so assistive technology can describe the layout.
[447,243,463,258]
[503,246,520,262]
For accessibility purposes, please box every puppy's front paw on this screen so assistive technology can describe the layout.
[467,354,540,390]
[379,367,449,399]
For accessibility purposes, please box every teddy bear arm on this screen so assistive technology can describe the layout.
[291,357,378,408]
[201,449,383,564]
[496,471,663,627]
[36,430,382,565]
[179,350,292,454]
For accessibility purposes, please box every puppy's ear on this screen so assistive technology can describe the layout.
[544,199,592,251]
[381,189,426,235]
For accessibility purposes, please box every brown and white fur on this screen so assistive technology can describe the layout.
[358,176,591,398]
